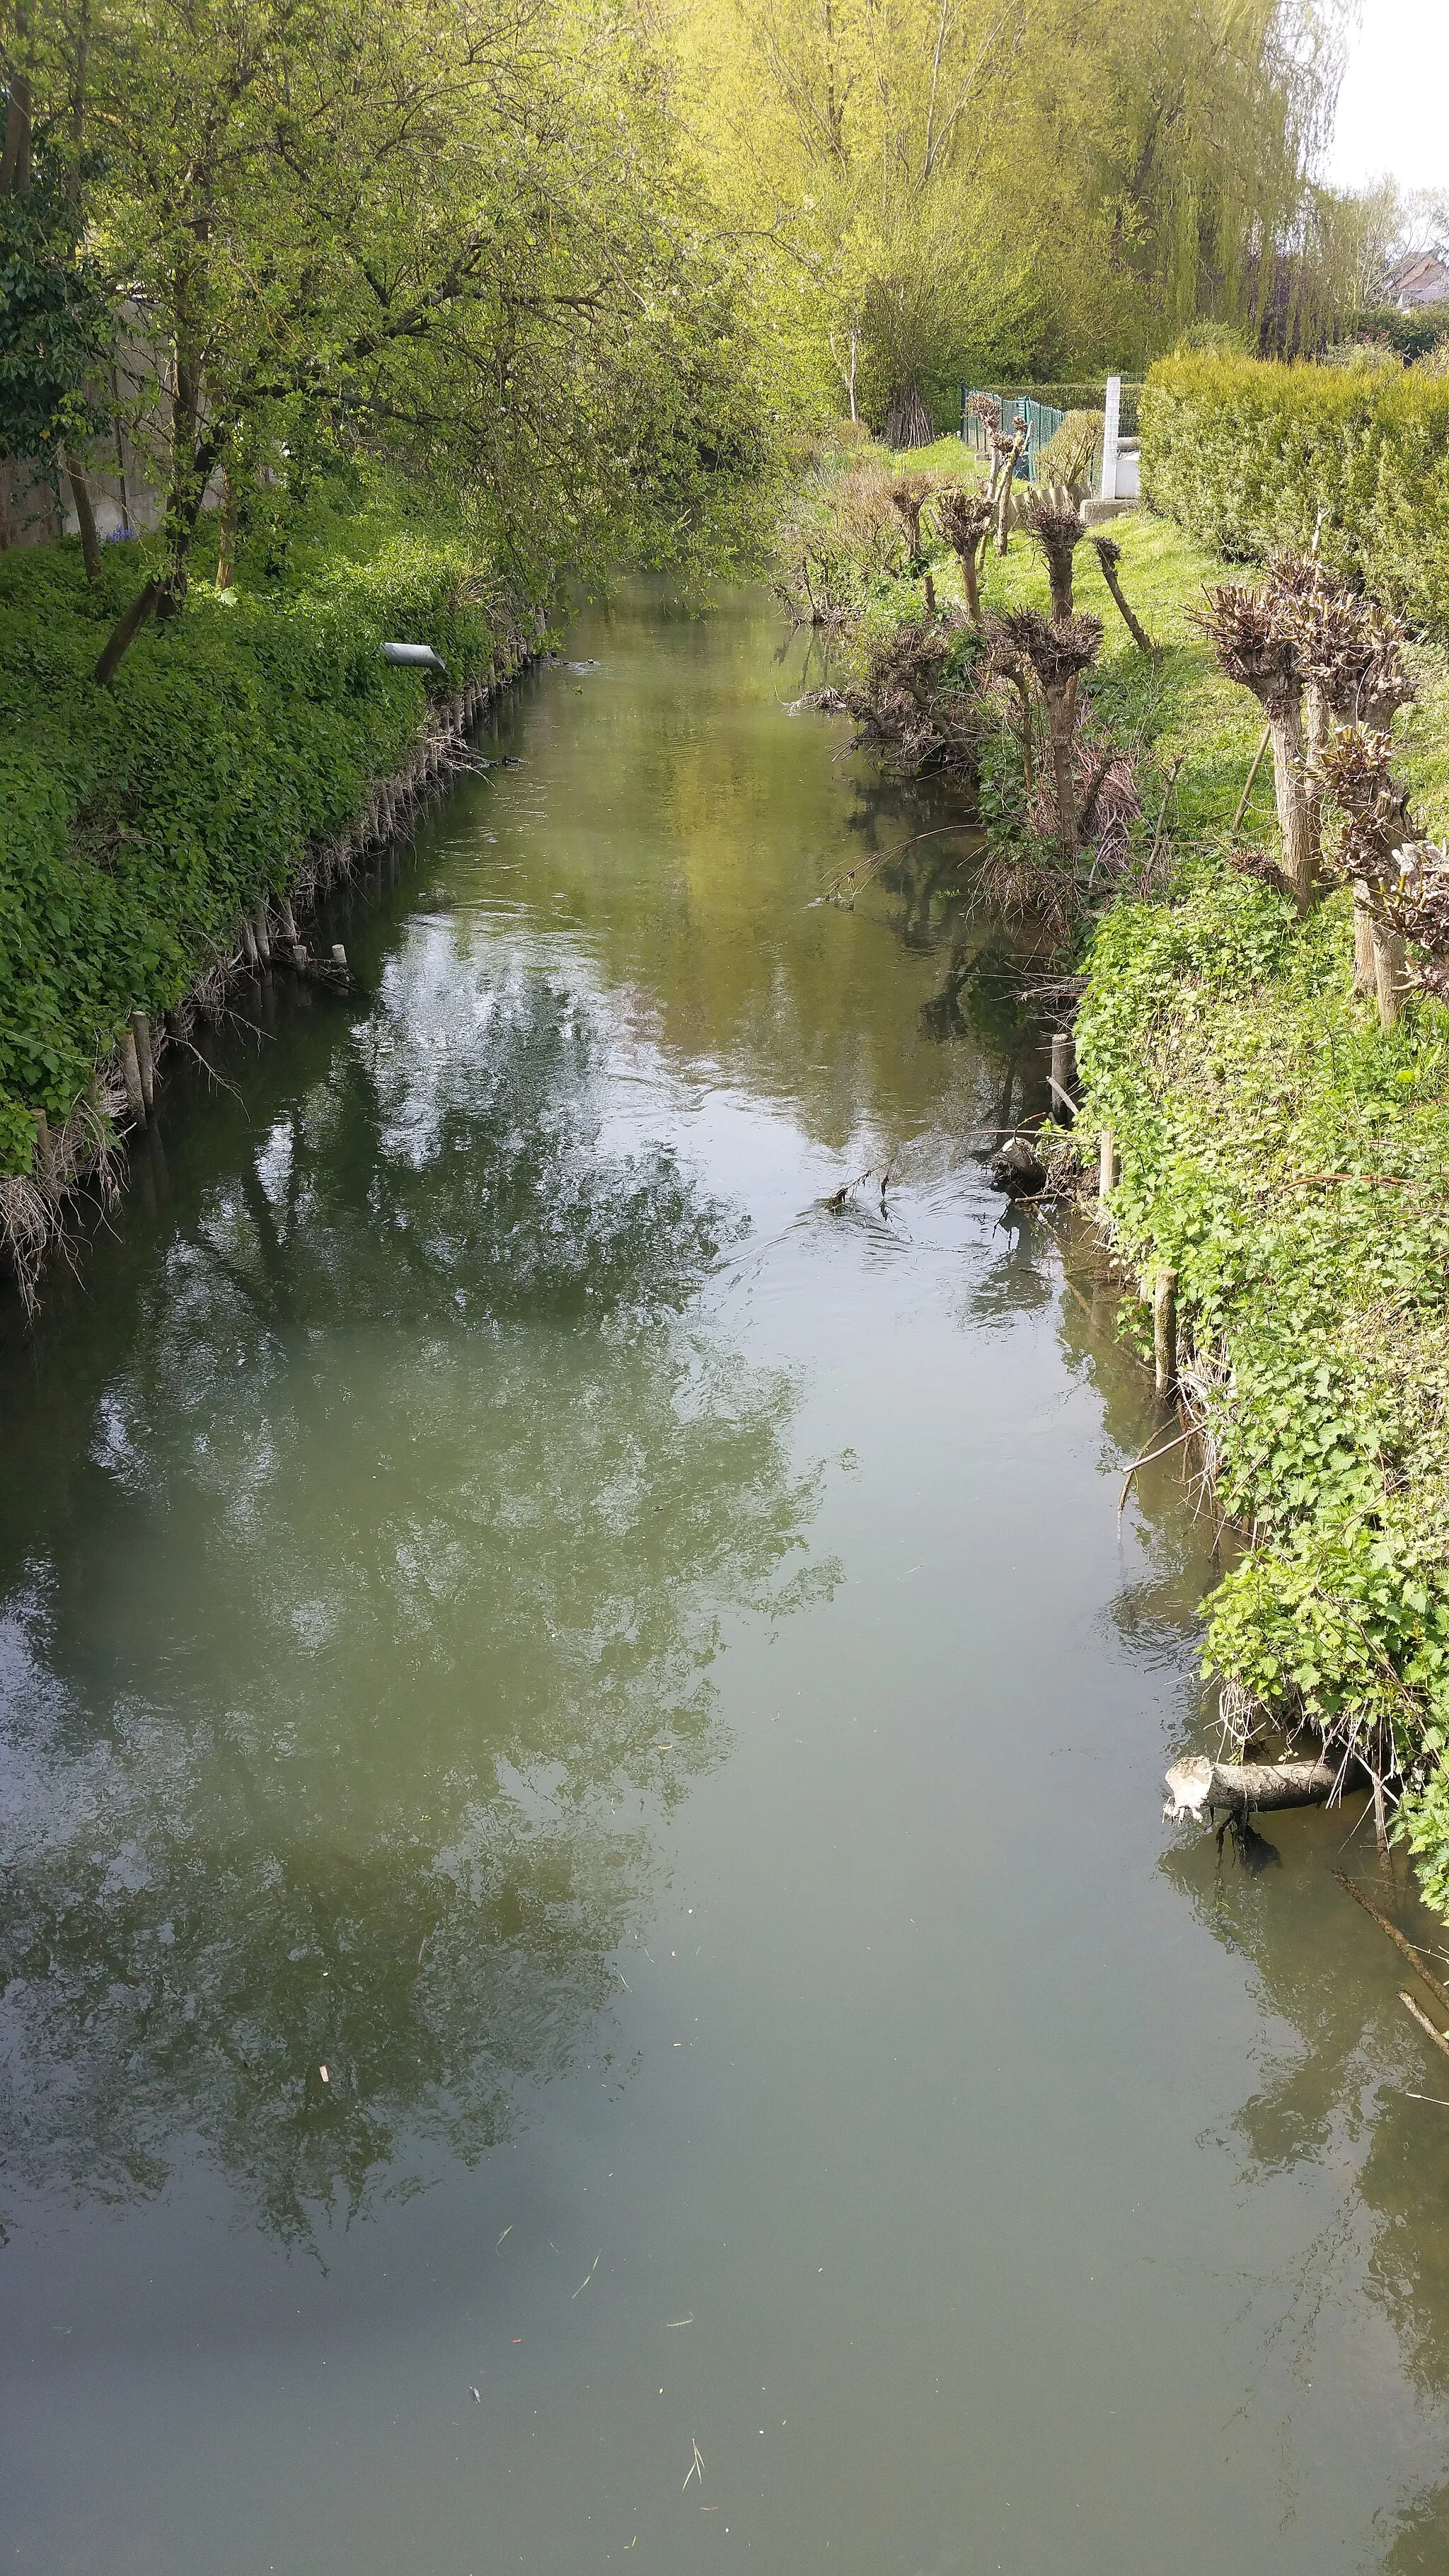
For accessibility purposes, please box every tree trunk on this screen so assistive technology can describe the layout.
[1051,734,1076,862]
[0,56,32,197]
[1305,678,1327,851]
[94,342,224,679]
[1153,1266,1178,1394]
[1100,558,1153,654]
[64,452,102,581]
[883,383,933,451]
[154,330,208,620]
[995,450,1020,555]
[1353,896,1377,995]
[93,578,162,686]
[215,463,238,589]
[959,543,981,627]
[1373,922,1406,1029]
[1163,1753,1339,1823]
[1268,698,1315,911]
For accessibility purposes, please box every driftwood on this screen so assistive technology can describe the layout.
[1335,1872,1449,2018]
[1400,1990,1449,2062]
[1162,1752,1339,1823]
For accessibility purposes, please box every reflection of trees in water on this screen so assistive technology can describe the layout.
[1051,1252,1449,2558]
[0,960,832,2247]
[1161,1831,1449,2561]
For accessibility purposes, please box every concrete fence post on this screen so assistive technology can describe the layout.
[1100,375,1121,505]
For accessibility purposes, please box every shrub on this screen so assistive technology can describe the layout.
[1037,410,1103,500]
[1141,354,1449,633]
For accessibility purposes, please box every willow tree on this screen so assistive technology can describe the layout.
[674,0,1358,422]
[674,0,1044,442]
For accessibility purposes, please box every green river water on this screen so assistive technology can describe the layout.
[4,586,1449,2573]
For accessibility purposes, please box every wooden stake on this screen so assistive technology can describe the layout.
[276,893,299,944]
[1230,727,1271,835]
[119,1026,146,1126]
[1098,1126,1118,1197]
[331,944,347,969]
[1373,923,1406,1030]
[131,1010,155,1109]
[253,906,272,966]
[240,914,259,966]
[1050,1030,1075,1124]
[31,1107,52,1182]
[1153,1266,1178,1394]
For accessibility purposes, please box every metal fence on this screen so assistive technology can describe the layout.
[957,382,1142,483]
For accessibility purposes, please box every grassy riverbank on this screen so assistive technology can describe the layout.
[813,459,1449,1901]
[0,480,528,1184]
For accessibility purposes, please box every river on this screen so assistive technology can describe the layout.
[4,584,1449,2574]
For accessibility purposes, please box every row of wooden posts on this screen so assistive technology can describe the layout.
[1050,1026,1177,1399]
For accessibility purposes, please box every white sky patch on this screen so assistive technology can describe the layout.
[1324,0,1449,195]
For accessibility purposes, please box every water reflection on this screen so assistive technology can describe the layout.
[0,946,831,2245]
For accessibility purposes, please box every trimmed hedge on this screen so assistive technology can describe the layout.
[1141,354,1449,633]
[0,492,519,1175]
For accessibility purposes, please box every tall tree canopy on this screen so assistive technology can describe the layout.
[3,0,792,666]
[669,0,1363,434]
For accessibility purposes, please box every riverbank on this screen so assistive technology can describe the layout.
[0,480,540,1300]
[792,449,1449,1907]
[14,580,1449,2576]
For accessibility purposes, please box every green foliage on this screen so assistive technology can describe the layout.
[1141,354,1449,631]
[27,0,799,633]
[0,149,111,468]
[1347,306,1449,364]
[1037,409,1104,497]
[781,427,1449,1907]
[0,484,514,1175]
[681,0,1363,410]
[1077,862,1449,1904]
[983,510,1449,1910]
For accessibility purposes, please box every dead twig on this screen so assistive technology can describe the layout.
[1230,727,1272,833]
[1117,1421,1200,1523]
[1336,1873,1449,2018]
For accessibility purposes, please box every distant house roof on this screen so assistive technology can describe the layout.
[1389,252,1449,308]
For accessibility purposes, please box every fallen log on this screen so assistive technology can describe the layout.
[1162,1752,1339,1823]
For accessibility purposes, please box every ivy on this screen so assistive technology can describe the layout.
[0,481,521,1174]
[1079,866,1449,1906]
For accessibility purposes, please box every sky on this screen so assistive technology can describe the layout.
[1325,0,1449,195]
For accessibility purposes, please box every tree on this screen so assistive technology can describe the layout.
[21,0,785,680]
[0,8,111,572]
[675,0,1360,415]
